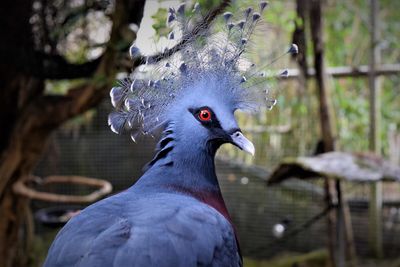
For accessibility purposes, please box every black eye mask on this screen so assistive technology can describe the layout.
[188,107,222,129]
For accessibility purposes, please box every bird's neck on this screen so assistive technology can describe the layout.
[141,123,222,192]
[145,140,221,191]
[135,129,235,232]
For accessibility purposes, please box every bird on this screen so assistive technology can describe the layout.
[43,85,253,266]
[44,2,295,266]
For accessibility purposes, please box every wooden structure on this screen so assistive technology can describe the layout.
[268,152,400,185]
[267,151,400,266]
[289,0,396,262]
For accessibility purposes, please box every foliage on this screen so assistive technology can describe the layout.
[225,0,400,166]
[151,8,170,39]
[324,0,400,155]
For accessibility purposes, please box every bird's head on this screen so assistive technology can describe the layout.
[167,73,255,156]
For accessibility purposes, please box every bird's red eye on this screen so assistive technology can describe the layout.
[198,109,211,121]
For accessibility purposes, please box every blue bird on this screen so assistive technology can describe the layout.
[44,2,289,266]
[44,86,253,266]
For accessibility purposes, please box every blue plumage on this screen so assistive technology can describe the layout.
[44,191,241,266]
[44,115,243,266]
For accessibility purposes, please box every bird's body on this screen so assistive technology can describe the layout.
[44,188,241,267]
[44,124,242,267]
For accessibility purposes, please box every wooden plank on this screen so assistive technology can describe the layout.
[282,64,400,79]
[368,0,383,258]
[335,181,346,267]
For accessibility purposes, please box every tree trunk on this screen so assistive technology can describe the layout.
[0,0,132,265]
[309,1,337,266]
[309,1,357,267]
[0,0,44,263]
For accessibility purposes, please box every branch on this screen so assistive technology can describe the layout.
[34,52,103,79]
[60,1,109,27]
[36,0,230,79]
[133,0,231,67]
[32,0,146,80]
[43,0,231,123]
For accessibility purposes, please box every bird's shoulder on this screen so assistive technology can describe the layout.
[44,191,241,267]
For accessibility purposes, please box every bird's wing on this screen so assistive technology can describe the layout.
[43,192,241,267]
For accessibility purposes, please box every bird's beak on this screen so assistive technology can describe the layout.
[230,131,255,156]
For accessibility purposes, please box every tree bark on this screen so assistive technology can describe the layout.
[0,0,44,263]
[0,0,143,265]
[293,0,308,81]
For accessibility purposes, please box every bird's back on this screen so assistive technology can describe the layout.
[43,190,241,267]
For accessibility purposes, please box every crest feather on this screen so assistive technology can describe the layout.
[108,1,296,141]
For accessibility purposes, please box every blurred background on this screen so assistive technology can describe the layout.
[0,0,399,266]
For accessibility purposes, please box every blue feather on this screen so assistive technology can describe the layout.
[129,45,140,59]
[107,112,126,134]
[109,86,124,108]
